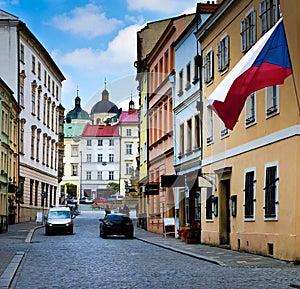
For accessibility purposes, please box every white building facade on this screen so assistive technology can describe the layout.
[119,100,139,196]
[0,10,65,221]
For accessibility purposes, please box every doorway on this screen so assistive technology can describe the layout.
[219,179,230,245]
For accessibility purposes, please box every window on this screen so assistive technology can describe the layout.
[126,163,132,175]
[86,171,91,180]
[109,171,114,180]
[72,165,78,176]
[266,85,279,116]
[203,49,213,84]
[126,129,132,136]
[220,121,229,138]
[98,139,103,146]
[87,154,92,163]
[245,93,256,126]
[31,126,36,159]
[97,171,102,180]
[179,124,184,157]
[20,84,24,107]
[186,119,192,153]
[32,55,36,73]
[178,70,183,96]
[194,115,200,149]
[98,154,103,163]
[260,0,279,35]
[185,63,191,90]
[20,44,25,62]
[244,169,256,220]
[217,34,229,72]
[38,62,41,79]
[109,139,114,146]
[32,81,37,115]
[109,154,114,162]
[71,146,78,157]
[264,164,278,219]
[193,55,200,83]
[241,9,256,52]
[126,144,132,155]
[206,106,214,145]
[143,142,147,162]
[206,187,213,220]
[87,139,92,146]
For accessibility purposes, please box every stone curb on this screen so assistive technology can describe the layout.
[135,236,226,267]
[0,225,43,288]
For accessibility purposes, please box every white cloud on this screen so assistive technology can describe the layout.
[49,3,123,39]
[57,23,142,74]
[126,0,198,14]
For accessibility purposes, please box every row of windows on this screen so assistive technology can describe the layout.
[206,85,279,144]
[19,76,59,134]
[177,55,200,97]
[29,180,57,207]
[22,122,57,170]
[179,114,201,157]
[86,139,115,146]
[82,170,115,181]
[150,48,174,93]
[19,43,59,100]
[149,98,172,145]
[206,163,278,221]
[203,0,279,85]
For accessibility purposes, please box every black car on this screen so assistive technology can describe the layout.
[99,213,134,239]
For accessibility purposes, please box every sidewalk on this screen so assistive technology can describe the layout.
[0,222,299,289]
[0,221,38,289]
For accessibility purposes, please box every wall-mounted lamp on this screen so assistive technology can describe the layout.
[212,196,218,216]
[231,195,237,217]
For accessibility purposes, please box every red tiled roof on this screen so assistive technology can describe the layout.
[119,110,139,123]
[82,124,119,137]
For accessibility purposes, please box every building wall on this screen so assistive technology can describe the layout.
[147,14,195,234]
[199,0,300,261]
[81,136,120,199]
[119,121,139,196]
[0,13,65,222]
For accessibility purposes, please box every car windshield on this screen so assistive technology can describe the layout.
[107,214,129,222]
[48,211,71,219]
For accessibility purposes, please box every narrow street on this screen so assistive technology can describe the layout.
[8,208,300,289]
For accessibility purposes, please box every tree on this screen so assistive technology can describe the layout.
[106,182,119,197]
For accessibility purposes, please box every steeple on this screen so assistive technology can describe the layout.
[129,92,135,110]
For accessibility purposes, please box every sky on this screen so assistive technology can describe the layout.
[1,0,202,113]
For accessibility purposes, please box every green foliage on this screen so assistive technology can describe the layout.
[106,182,119,195]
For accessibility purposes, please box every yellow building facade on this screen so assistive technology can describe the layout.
[197,0,300,261]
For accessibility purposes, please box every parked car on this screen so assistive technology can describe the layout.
[45,206,74,235]
[79,197,93,204]
[93,197,108,204]
[66,197,77,204]
[108,194,124,203]
[99,213,134,239]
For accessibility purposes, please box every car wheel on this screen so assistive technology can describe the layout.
[101,230,107,239]
[45,228,51,236]
[126,233,134,239]
[69,227,73,235]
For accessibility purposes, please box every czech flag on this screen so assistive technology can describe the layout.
[208,18,292,130]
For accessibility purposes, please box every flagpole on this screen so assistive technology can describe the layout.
[291,73,300,116]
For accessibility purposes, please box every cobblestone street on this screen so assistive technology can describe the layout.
[5,210,299,289]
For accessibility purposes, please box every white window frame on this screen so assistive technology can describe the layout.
[217,33,229,73]
[264,161,279,221]
[245,92,256,127]
[206,106,214,145]
[241,8,256,52]
[265,85,279,118]
[259,0,279,36]
[244,167,256,221]
[203,48,213,84]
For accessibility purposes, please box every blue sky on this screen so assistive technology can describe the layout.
[1,0,201,113]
